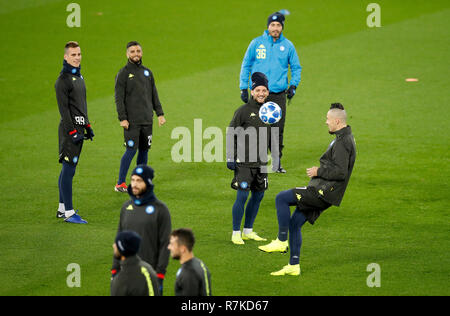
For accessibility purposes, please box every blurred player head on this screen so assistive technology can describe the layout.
[326,103,347,134]
[251,72,269,104]
[126,41,143,64]
[168,228,195,261]
[267,12,285,40]
[64,41,81,68]
[113,231,141,259]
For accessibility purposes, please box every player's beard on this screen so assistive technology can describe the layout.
[132,186,146,197]
[129,56,142,65]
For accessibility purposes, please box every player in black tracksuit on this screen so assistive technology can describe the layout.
[55,41,93,224]
[175,257,212,296]
[112,165,171,294]
[226,72,274,244]
[111,231,161,296]
[114,41,166,192]
[260,103,356,276]
[168,228,212,296]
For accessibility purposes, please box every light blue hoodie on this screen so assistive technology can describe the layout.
[240,30,302,93]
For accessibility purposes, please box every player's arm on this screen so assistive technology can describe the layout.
[288,44,302,88]
[226,109,244,166]
[149,71,166,126]
[317,141,351,181]
[111,208,125,277]
[115,69,128,123]
[55,77,76,134]
[239,40,257,90]
[155,205,171,279]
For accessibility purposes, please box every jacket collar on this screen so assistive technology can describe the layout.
[120,255,140,269]
[334,125,352,137]
[127,184,157,206]
[127,59,143,68]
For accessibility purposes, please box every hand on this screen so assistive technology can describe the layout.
[111,269,118,280]
[287,85,296,99]
[69,129,83,144]
[240,89,249,103]
[120,120,129,130]
[84,124,94,141]
[227,161,236,170]
[306,166,319,178]
[158,115,166,127]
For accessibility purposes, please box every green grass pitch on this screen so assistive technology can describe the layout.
[0,0,449,296]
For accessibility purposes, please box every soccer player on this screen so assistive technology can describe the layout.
[55,41,93,224]
[114,41,166,193]
[240,12,302,173]
[112,164,171,294]
[226,72,272,245]
[168,228,212,296]
[111,231,161,296]
[259,103,356,276]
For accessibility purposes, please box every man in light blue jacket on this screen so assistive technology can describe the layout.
[240,12,302,173]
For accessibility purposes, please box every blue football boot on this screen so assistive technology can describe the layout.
[64,210,88,224]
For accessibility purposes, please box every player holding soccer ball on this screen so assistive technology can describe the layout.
[226,72,276,245]
[239,12,302,173]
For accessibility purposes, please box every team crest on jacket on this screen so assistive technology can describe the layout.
[146,206,155,214]
[280,46,285,51]
[144,70,150,77]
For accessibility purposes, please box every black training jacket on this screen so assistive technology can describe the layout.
[112,199,171,277]
[175,257,212,296]
[111,255,161,296]
[55,72,90,133]
[115,61,164,125]
[308,126,356,206]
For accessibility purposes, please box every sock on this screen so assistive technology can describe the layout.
[289,210,307,265]
[58,203,65,213]
[118,148,137,184]
[136,149,149,165]
[232,190,249,231]
[243,190,264,230]
[275,190,297,242]
[232,231,241,236]
[243,228,253,235]
[65,209,75,218]
[60,162,76,211]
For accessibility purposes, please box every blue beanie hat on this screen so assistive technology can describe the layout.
[267,12,285,28]
[115,231,141,257]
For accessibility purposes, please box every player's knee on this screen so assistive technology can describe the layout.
[275,190,291,206]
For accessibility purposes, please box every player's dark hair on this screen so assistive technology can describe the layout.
[127,41,141,49]
[330,103,344,110]
[64,41,79,52]
[171,228,195,252]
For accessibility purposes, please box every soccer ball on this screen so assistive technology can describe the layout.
[259,101,282,124]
